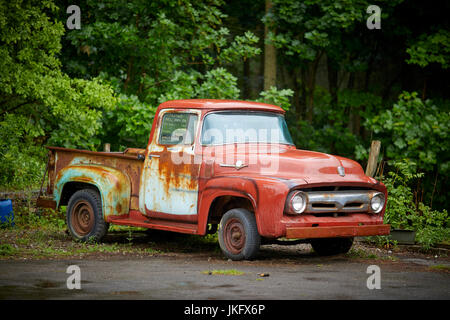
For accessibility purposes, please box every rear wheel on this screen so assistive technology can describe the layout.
[310,237,354,256]
[66,189,108,242]
[218,208,260,261]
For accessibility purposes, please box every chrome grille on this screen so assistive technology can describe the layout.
[304,190,377,214]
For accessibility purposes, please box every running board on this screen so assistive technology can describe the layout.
[106,210,198,235]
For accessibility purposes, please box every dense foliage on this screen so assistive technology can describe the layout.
[383,161,449,249]
[0,0,115,189]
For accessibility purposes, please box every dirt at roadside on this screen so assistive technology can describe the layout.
[1,227,449,276]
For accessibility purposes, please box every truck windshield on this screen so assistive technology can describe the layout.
[201,111,294,146]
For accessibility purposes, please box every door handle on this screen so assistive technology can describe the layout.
[146,154,160,169]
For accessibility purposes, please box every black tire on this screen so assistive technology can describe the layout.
[66,189,108,242]
[218,208,260,261]
[310,237,354,256]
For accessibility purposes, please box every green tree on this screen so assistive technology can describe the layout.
[62,0,260,99]
[406,29,450,69]
[60,0,261,149]
[0,0,116,189]
[266,0,371,122]
[364,92,449,209]
[366,92,449,174]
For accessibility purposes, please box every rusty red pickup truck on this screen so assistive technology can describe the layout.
[37,99,390,260]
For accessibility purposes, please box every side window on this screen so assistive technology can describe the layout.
[159,112,198,145]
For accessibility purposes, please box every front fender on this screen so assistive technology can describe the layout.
[54,165,131,218]
[198,176,289,237]
[198,176,258,235]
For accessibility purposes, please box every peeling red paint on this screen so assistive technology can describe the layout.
[37,99,389,244]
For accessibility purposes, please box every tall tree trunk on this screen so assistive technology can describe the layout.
[243,58,251,99]
[293,69,304,118]
[305,51,323,123]
[327,55,338,108]
[124,56,134,91]
[347,71,355,133]
[264,0,276,91]
[327,54,338,153]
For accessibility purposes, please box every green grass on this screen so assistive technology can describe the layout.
[346,248,379,259]
[202,269,245,276]
[0,244,19,256]
[429,265,450,272]
[0,205,172,259]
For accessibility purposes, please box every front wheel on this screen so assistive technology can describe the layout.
[218,208,260,261]
[66,189,108,242]
[310,237,354,256]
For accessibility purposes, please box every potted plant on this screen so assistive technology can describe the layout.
[389,229,416,245]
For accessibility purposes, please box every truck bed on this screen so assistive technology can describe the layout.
[39,146,145,211]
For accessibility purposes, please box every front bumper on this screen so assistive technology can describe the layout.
[285,224,390,239]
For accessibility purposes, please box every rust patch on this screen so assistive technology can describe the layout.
[47,148,142,211]
[116,202,123,214]
[156,147,200,198]
[36,197,57,209]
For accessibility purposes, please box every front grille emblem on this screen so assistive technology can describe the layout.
[337,166,345,177]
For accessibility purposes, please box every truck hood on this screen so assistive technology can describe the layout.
[212,145,375,185]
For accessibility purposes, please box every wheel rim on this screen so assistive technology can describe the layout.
[71,200,95,236]
[223,218,246,255]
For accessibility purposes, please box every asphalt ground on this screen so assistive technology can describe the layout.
[0,243,449,300]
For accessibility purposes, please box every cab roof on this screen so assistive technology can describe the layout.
[157,99,285,114]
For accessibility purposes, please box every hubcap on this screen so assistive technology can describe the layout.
[71,200,94,236]
[223,218,246,254]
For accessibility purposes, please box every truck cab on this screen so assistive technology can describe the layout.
[38,99,390,260]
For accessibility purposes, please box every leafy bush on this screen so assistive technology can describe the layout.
[100,94,157,150]
[406,29,450,69]
[366,92,449,173]
[383,161,422,230]
[414,203,450,250]
[0,0,116,190]
[364,91,449,210]
[0,114,46,190]
[256,86,294,111]
[287,87,376,157]
[383,160,449,249]
[195,68,241,99]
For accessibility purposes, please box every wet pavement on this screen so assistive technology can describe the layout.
[0,246,449,300]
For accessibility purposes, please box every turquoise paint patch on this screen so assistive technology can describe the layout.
[54,164,131,217]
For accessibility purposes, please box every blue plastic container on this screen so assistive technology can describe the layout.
[0,199,14,226]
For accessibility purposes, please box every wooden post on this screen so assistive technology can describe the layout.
[365,140,381,177]
[104,143,111,153]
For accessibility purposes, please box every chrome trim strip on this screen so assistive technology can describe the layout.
[219,160,248,170]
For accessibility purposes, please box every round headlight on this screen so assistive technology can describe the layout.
[290,191,307,214]
[370,193,385,213]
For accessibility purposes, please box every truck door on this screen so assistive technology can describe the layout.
[143,109,201,221]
